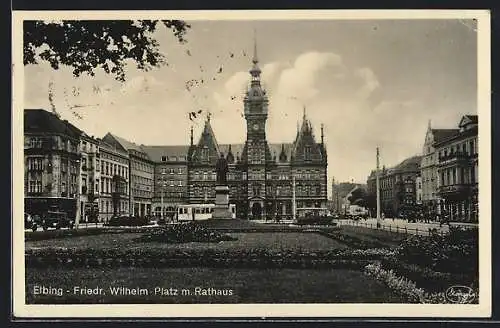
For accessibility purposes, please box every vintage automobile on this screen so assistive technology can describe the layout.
[24,213,40,231]
[40,211,75,231]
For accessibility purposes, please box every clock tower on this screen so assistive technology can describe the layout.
[243,37,271,164]
[241,36,272,219]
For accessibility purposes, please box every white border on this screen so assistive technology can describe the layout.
[12,9,492,318]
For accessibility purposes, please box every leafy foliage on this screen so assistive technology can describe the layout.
[137,223,238,243]
[396,226,478,274]
[347,188,368,206]
[23,20,190,81]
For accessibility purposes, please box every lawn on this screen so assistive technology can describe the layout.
[26,232,347,251]
[26,266,404,304]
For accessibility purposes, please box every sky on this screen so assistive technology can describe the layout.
[23,18,478,187]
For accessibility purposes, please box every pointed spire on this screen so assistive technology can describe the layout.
[252,28,258,64]
[190,125,193,146]
[303,105,306,120]
[428,119,432,130]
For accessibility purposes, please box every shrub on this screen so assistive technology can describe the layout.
[136,222,238,243]
[396,227,478,275]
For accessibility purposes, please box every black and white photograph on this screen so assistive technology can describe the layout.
[12,10,491,318]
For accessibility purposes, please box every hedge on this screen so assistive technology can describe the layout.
[25,247,394,269]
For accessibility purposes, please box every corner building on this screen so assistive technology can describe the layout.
[186,44,328,219]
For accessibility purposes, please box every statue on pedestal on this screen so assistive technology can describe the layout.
[216,152,229,185]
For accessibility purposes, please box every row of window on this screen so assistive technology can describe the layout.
[131,159,154,174]
[26,137,79,153]
[132,174,154,190]
[99,199,129,213]
[161,155,187,162]
[101,160,129,179]
[132,189,153,198]
[100,152,128,164]
[81,140,98,154]
[160,167,184,175]
[438,138,477,159]
[157,180,184,187]
[439,165,477,187]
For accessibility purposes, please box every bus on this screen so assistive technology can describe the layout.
[177,204,237,221]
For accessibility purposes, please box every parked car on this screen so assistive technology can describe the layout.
[24,213,41,231]
[40,211,74,231]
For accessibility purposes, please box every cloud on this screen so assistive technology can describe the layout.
[355,67,380,99]
[276,52,343,102]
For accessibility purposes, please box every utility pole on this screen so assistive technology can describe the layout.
[376,147,381,228]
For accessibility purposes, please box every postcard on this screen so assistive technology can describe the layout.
[12,9,491,319]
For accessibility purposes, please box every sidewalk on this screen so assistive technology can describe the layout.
[338,218,450,236]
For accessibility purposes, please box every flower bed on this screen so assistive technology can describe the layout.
[379,257,478,293]
[364,262,478,304]
[136,223,238,243]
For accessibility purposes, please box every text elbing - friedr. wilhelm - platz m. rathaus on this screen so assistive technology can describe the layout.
[24,42,328,222]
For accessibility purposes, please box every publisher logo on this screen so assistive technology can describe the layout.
[445,286,476,304]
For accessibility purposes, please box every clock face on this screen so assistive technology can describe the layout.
[252,123,259,131]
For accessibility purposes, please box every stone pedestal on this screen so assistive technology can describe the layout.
[212,185,233,219]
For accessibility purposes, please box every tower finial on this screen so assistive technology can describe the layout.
[428,119,432,129]
[253,28,258,64]
[303,105,306,120]
[207,111,211,122]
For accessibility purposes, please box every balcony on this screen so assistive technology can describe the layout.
[438,184,472,197]
[438,152,471,165]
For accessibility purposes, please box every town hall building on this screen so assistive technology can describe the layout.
[185,44,328,219]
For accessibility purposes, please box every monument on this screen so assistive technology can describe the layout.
[212,152,233,219]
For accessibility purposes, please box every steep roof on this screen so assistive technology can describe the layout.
[395,155,422,171]
[463,114,478,124]
[24,109,82,139]
[99,140,129,157]
[432,129,460,143]
[141,145,190,162]
[107,133,144,152]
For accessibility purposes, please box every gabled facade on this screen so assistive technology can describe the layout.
[420,120,459,216]
[185,42,328,219]
[102,133,154,217]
